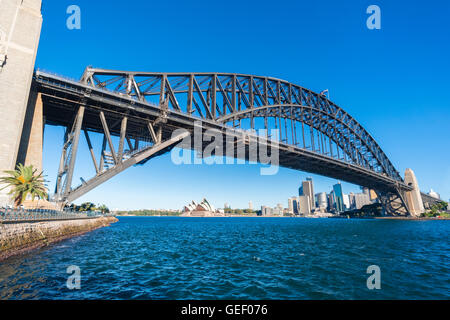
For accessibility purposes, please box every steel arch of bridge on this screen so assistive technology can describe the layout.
[35,68,413,215]
[81,68,402,182]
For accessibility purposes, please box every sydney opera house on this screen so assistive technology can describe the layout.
[181,198,225,217]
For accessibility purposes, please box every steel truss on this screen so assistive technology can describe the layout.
[36,68,413,214]
[54,103,189,204]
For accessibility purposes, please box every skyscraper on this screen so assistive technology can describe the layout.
[316,192,328,210]
[288,197,294,213]
[333,182,344,213]
[299,177,315,210]
[298,195,311,215]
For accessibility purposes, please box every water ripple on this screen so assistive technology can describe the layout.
[0,217,449,299]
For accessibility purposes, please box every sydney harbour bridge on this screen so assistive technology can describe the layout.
[0,0,439,216]
[31,67,437,215]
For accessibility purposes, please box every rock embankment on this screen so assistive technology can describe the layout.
[0,216,118,261]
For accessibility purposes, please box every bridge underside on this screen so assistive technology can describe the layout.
[32,70,419,215]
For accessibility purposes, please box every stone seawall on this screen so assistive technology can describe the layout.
[0,216,118,261]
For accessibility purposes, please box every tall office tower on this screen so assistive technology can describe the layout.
[328,191,335,212]
[288,197,294,213]
[354,193,372,209]
[333,182,345,213]
[348,192,356,210]
[298,195,311,215]
[299,177,315,210]
[316,192,328,210]
[289,197,299,214]
[343,194,350,210]
[248,201,253,210]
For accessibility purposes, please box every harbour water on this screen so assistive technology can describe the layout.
[0,217,448,299]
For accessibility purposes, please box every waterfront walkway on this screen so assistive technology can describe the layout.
[0,208,112,224]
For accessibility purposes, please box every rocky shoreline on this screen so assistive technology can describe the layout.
[0,216,118,262]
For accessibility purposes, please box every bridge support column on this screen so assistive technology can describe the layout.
[403,168,424,217]
[377,189,410,216]
[16,91,44,173]
[0,0,42,206]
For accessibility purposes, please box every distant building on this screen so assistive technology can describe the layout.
[248,201,253,210]
[288,197,294,213]
[343,194,350,210]
[333,182,344,213]
[428,189,440,199]
[288,196,299,214]
[261,205,271,216]
[362,187,370,196]
[316,192,328,210]
[298,195,311,215]
[328,191,335,212]
[348,192,356,210]
[182,198,224,216]
[299,177,315,210]
[354,193,371,209]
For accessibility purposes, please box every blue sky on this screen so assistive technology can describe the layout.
[37,0,450,210]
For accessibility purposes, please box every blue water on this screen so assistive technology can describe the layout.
[0,217,448,299]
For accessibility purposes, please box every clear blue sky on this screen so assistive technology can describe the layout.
[36,0,450,210]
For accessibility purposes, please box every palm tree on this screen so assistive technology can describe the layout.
[0,164,48,207]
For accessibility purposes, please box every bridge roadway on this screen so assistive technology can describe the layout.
[34,70,412,201]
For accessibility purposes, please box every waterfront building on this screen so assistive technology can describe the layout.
[288,196,299,215]
[328,191,335,212]
[261,205,272,216]
[333,182,344,213]
[354,192,372,209]
[348,192,356,210]
[343,194,350,210]
[181,198,224,216]
[298,195,311,215]
[299,177,315,210]
[316,192,328,210]
[272,206,283,216]
[248,201,253,210]
[288,197,294,213]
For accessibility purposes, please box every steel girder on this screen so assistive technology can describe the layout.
[53,102,189,204]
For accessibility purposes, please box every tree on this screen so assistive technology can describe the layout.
[0,164,47,207]
[97,204,110,214]
[78,202,96,212]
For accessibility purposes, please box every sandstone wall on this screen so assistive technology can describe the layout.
[0,216,118,261]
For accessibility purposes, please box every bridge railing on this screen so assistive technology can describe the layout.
[0,207,112,223]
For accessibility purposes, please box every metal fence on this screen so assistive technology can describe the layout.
[0,207,112,223]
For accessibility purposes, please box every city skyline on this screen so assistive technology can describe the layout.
[259,176,381,216]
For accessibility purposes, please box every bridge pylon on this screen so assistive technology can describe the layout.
[0,0,42,206]
[403,168,424,216]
